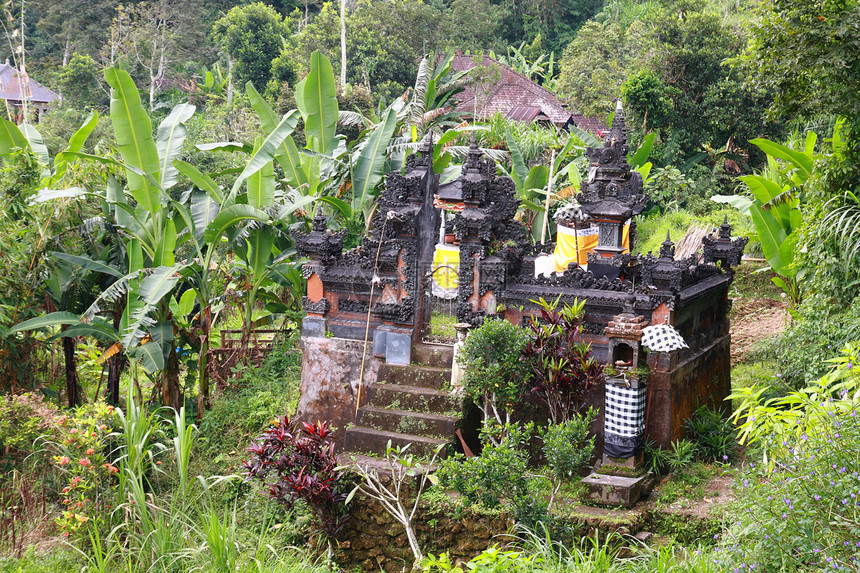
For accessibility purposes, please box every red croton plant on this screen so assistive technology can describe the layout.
[243,415,350,546]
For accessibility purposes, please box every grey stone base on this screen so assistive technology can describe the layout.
[581,472,655,508]
[598,452,646,477]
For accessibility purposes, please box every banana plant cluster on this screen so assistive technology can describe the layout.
[714,135,816,310]
[12,66,313,412]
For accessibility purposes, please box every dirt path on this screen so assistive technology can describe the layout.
[730,297,788,365]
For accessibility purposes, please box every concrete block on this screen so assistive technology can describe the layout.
[373,329,387,357]
[302,316,326,338]
[385,332,411,365]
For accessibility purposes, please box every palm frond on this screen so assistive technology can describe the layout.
[447,145,510,163]
[825,193,860,263]
[409,57,433,127]
[81,269,147,321]
[122,265,185,349]
[435,76,471,98]
[762,189,797,210]
[338,110,366,128]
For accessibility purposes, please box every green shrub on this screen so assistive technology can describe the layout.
[0,393,58,465]
[437,423,533,510]
[666,439,697,472]
[458,319,531,430]
[539,409,597,482]
[684,406,738,463]
[198,335,302,461]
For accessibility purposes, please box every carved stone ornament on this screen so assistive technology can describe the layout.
[292,214,346,266]
[702,215,749,268]
[301,296,330,315]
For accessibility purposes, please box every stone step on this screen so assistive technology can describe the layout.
[378,363,451,390]
[366,383,462,414]
[343,426,449,458]
[412,343,454,369]
[356,406,458,437]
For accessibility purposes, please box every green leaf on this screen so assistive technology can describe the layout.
[749,204,789,274]
[195,141,254,154]
[177,289,196,317]
[104,67,162,214]
[190,191,220,242]
[317,195,352,219]
[352,108,397,214]
[629,132,655,168]
[51,111,99,185]
[279,135,307,189]
[19,123,50,167]
[157,103,195,189]
[173,159,224,203]
[50,252,124,279]
[246,82,279,132]
[505,128,526,190]
[130,341,165,374]
[227,114,299,203]
[153,218,177,267]
[66,111,99,155]
[300,52,339,155]
[123,265,184,347]
[29,188,86,203]
[740,175,792,230]
[246,228,275,280]
[749,138,813,181]
[204,204,269,244]
[711,194,754,216]
[52,320,120,342]
[9,311,82,334]
[740,174,784,204]
[246,138,275,209]
[0,119,27,156]
[524,165,549,196]
[568,125,602,148]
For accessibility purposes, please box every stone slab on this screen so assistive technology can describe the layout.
[581,472,652,508]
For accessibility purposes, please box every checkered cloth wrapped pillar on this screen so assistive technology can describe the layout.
[603,382,647,458]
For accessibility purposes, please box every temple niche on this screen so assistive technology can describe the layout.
[293,103,747,503]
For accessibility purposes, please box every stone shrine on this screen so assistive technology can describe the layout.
[293,106,748,502]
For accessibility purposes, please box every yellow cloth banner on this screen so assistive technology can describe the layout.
[553,223,630,273]
[432,244,460,299]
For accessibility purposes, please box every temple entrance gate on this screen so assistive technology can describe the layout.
[422,243,460,344]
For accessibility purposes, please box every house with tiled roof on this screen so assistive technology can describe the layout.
[0,60,59,123]
[449,54,607,135]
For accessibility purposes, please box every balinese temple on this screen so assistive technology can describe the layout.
[294,103,747,506]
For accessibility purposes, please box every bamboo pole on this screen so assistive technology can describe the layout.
[541,150,556,245]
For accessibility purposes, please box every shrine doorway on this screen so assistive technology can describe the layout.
[422,244,460,344]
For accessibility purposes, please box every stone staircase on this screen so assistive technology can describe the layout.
[344,343,460,457]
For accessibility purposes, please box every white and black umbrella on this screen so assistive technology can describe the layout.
[641,324,688,352]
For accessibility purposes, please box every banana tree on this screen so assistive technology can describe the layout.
[713,134,816,311]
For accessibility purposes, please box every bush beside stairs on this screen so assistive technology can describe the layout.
[344,344,460,459]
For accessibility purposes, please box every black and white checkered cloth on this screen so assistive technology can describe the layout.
[641,324,688,352]
[604,384,647,437]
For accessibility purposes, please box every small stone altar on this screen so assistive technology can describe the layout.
[293,106,747,477]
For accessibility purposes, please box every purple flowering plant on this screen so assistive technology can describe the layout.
[722,343,860,571]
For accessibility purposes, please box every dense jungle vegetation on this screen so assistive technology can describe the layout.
[1,0,860,570]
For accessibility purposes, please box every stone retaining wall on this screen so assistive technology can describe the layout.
[336,494,513,572]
